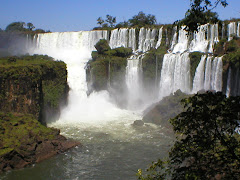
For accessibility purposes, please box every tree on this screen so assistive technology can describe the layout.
[137,92,240,179]
[180,0,228,32]
[129,11,156,27]
[5,22,27,32]
[97,17,105,27]
[27,22,35,31]
[94,39,111,54]
[106,14,116,27]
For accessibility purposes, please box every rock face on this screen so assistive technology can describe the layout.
[0,55,77,173]
[0,113,80,173]
[143,90,189,127]
[0,55,69,124]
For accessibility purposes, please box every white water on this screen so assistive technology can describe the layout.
[226,67,232,97]
[125,55,144,110]
[109,28,129,49]
[31,31,141,127]
[159,52,191,98]
[172,27,188,53]
[228,22,236,41]
[192,55,223,93]
[155,27,163,49]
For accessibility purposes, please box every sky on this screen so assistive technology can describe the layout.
[0,0,239,32]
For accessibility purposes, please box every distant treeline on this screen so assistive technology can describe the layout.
[0,22,50,34]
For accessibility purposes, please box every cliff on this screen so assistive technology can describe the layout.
[0,55,79,173]
[0,112,79,173]
[0,55,69,124]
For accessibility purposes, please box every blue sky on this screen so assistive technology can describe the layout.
[0,0,239,32]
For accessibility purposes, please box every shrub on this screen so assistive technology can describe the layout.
[94,39,111,54]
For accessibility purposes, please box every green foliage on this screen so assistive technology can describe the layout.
[110,47,132,57]
[0,55,68,121]
[129,11,157,27]
[0,112,60,156]
[138,92,240,179]
[97,17,105,27]
[217,38,240,69]
[96,15,116,28]
[213,38,227,55]
[189,52,204,82]
[226,38,238,53]
[88,40,130,92]
[106,15,116,28]
[178,10,219,33]
[27,22,35,31]
[115,21,130,28]
[5,22,26,32]
[94,39,111,54]
[34,29,46,33]
[223,50,240,69]
[4,21,46,33]
[177,0,227,32]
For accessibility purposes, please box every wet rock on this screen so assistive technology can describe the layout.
[132,120,144,127]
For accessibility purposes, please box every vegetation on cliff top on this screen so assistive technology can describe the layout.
[0,112,59,157]
[2,21,49,34]
[87,39,132,92]
[138,92,240,179]
[0,112,79,173]
[0,55,69,122]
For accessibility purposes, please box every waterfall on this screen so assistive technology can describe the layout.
[189,24,209,53]
[237,22,240,37]
[192,55,222,93]
[192,55,206,93]
[108,61,111,89]
[226,67,232,97]
[128,28,136,51]
[155,27,163,49]
[204,56,213,90]
[172,27,188,53]
[159,52,191,98]
[109,28,128,49]
[138,28,146,52]
[125,56,143,109]
[228,22,236,41]
[208,24,219,53]
[222,22,225,39]
[170,26,178,51]
[30,30,139,124]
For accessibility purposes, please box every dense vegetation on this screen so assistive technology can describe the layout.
[87,39,132,106]
[2,21,49,33]
[94,11,158,30]
[0,55,69,123]
[0,112,59,157]
[138,91,240,179]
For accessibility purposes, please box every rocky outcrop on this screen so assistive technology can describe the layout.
[0,113,80,173]
[0,55,69,124]
[143,90,189,127]
[0,55,77,173]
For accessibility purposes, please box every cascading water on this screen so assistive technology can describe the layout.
[6,30,175,180]
[228,22,237,41]
[109,28,128,49]
[159,52,191,98]
[226,67,232,97]
[189,24,209,52]
[155,27,163,49]
[128,28,136,51]
[192,55,223,93]
[125,55,143,110]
